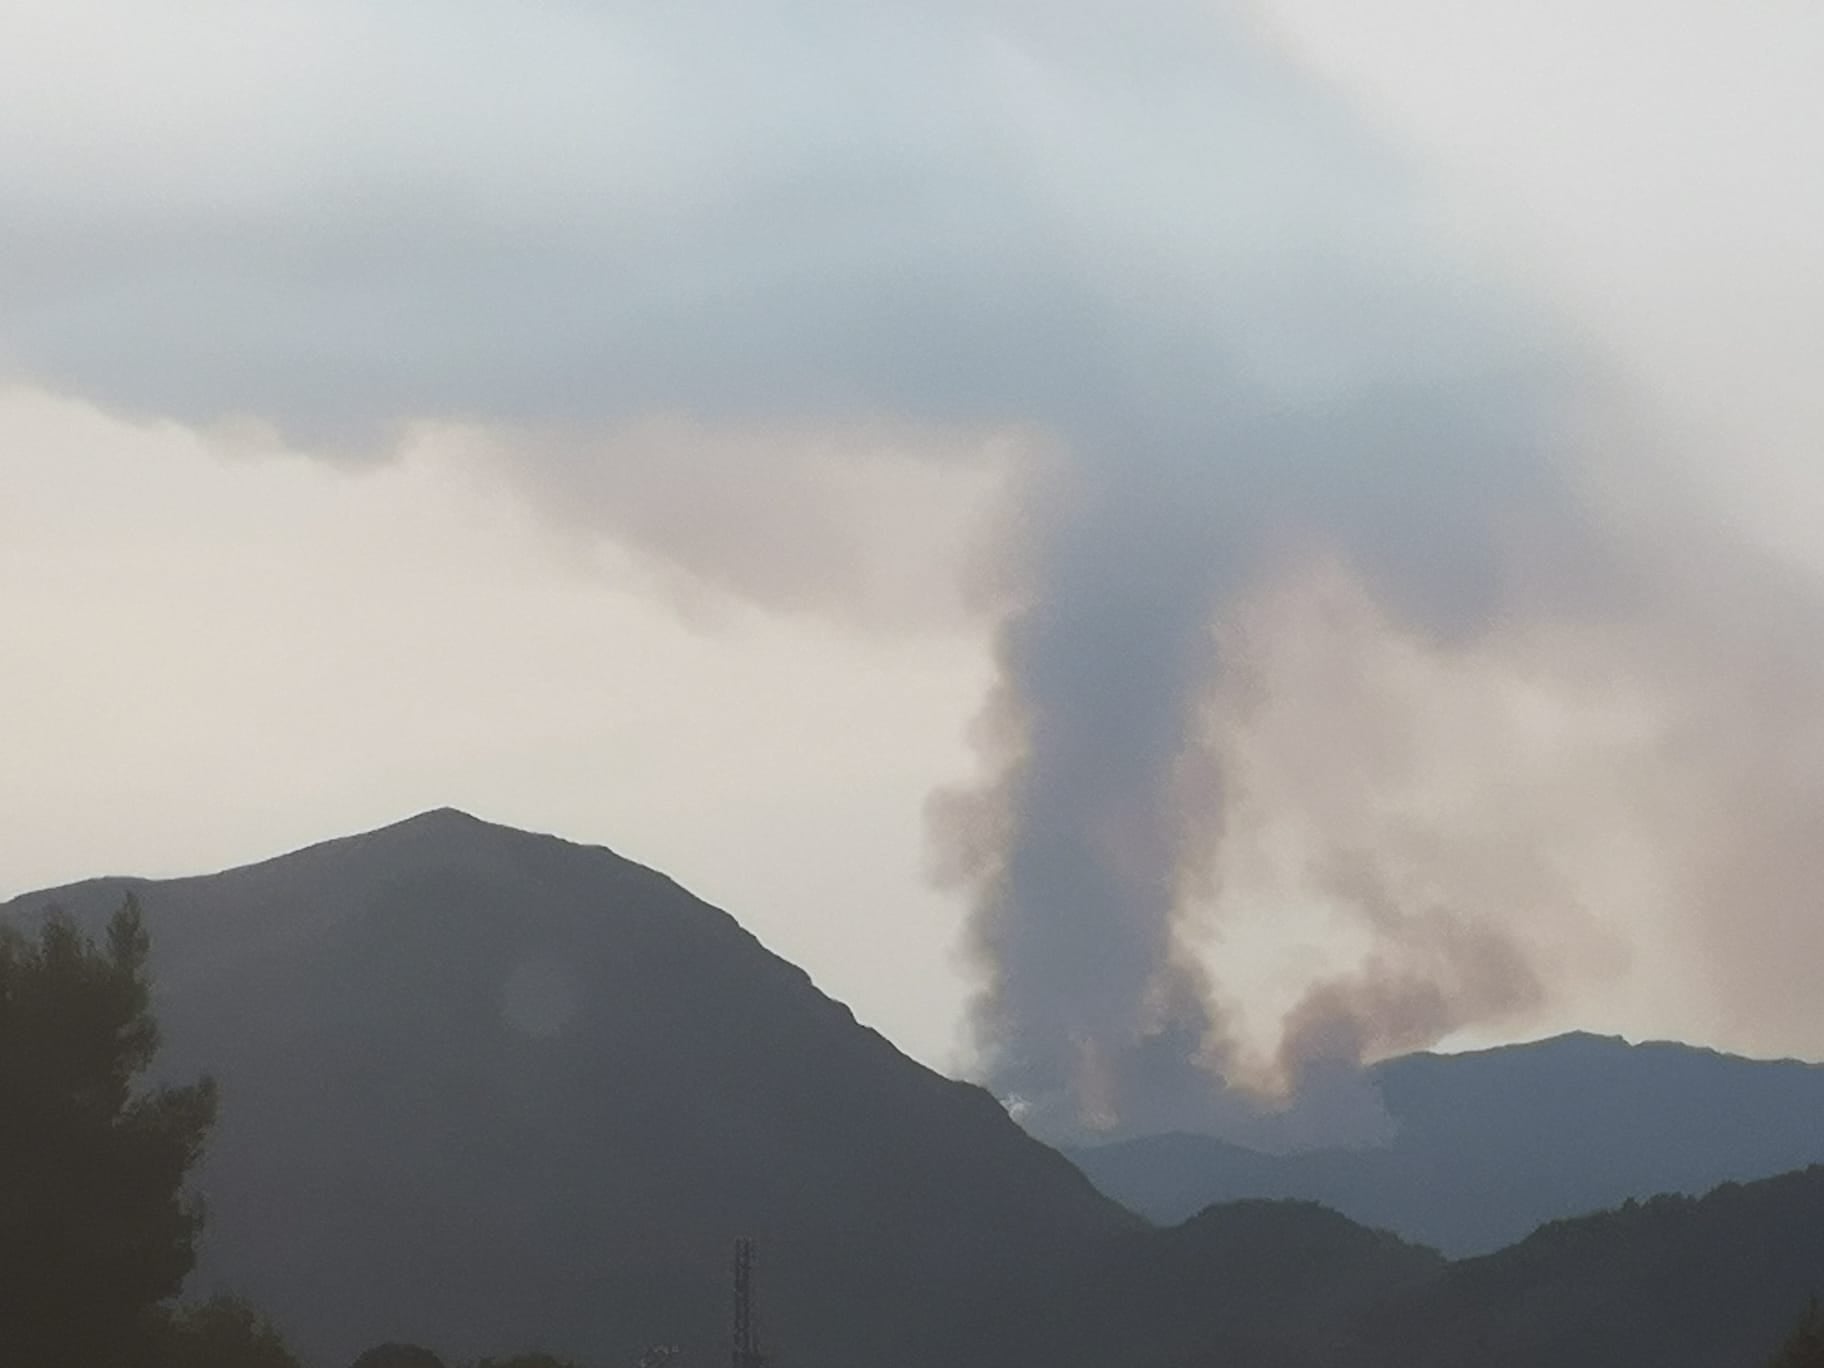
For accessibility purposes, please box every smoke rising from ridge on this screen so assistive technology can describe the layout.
[928,329,1600,1135]
[6,2,1824,1137]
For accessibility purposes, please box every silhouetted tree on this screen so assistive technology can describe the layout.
[348,1345,447,1368]
[155,1294,302,1368]
[1769,1297,1824,1368]
[0,895,219,1367]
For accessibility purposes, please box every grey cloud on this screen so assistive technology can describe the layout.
[440,417,1010,626]
[0,2,1438,438]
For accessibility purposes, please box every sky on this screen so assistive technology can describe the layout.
[2,0,1821,1082]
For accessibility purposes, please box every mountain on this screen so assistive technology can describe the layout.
[2,810,1131,1368]
[1068,1032,1824,1254]
[1046,1166,1824,1368]
[16,811,1824,1368]
[1350,1165,1824,1368]
[976,1199,1445,1368]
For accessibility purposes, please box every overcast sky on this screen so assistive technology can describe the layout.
[2,0,1820,1074]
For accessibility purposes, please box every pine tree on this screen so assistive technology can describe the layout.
[0,895,218,1367]
[1770,1297,1824,1368]
[349,1345,447,1368]
[157,1294,303,1368]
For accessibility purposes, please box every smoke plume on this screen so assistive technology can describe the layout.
[8,2,1824,1139]
[930,348,1602,1136]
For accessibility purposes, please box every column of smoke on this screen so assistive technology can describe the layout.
[90,1,1824,1139]
[929,29,1608,1143]
[933,373,1598,1140]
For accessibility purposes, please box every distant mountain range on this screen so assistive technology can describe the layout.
[1009,1165,1824,1368]
[8,810,1823,1368]
[1068,1032,1824,1254]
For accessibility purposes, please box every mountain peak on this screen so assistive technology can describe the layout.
[244,806,642,888]
[397,804,487,829]
[3,812,1124,1367]
[335,805,555,849]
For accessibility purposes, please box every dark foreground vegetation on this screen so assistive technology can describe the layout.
[4,814,1821,1367]
[0,898,616,1368]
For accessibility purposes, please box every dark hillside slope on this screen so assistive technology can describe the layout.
[1353,1165,1824,1368]
[978,1199,1443,1368]
[3,810,1129,1368]
[1029,1169,1824,1368]
[1071,1032,1824,1253]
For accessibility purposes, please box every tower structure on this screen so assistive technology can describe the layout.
[732,1237,768,1368]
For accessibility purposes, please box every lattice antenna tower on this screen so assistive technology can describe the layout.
[733,1237,768,1368]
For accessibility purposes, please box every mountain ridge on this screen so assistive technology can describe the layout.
[13,810,1824,1367]
[1070,1031,1824,1254]
[4,808,1129,1368]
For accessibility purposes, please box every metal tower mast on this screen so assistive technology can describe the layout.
[733,1237,768,1368]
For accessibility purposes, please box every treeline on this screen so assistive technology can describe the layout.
[1770,1300,1824,1368]
[1,897,1818,1368]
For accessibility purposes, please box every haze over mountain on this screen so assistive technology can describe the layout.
[1069,1031,1824,1255]
[2,809,1129,1367]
